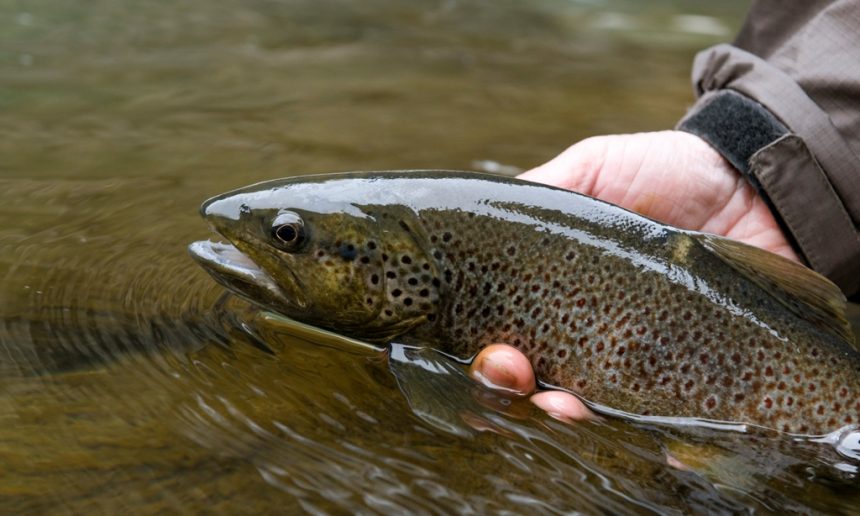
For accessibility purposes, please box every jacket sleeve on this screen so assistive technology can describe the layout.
[676,0,860,297]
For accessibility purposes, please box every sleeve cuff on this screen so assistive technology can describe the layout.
[677,90,788,176]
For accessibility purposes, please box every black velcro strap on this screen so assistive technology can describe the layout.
[678,90,789,174]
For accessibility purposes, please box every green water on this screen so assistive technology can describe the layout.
[2,0,859,512]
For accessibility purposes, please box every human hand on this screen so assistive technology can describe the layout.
[468,343,595,423]
[519,130,799,262]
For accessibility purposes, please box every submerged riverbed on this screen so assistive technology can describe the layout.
[2,0,860,512]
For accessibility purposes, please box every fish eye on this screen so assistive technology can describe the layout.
[271,211,306,251]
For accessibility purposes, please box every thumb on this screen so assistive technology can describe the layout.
[517,136,610,196]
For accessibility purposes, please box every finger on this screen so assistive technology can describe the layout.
[531,391,595,422]
[469,343,536,396]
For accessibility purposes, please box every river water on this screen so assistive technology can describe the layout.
[2,0,859,513]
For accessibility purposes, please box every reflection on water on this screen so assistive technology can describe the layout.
[2,0,859,512]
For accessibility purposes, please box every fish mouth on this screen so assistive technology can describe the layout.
[189,240,306,311]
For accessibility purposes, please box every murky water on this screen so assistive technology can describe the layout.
[2,0,859,512]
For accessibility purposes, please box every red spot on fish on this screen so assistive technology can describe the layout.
[699,354,709,365]
[765,366,774,376]
[557,349,567,359]
[841,387,848,398]
[734,393,745,402]
[617,346,625,356]
[596,341,605,352]
[764,398,773,409]
[705,397,717,410]
[817,405,825,415]
[809,383,817,392]
[684,380,694,391]
[731,353,742,365]
[786,396,794,406]
[756,350,765,361]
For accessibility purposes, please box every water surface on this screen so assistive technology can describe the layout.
[2,0,859,512]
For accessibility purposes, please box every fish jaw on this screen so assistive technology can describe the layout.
[188,240,307,313]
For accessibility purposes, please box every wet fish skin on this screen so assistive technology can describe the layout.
[191,171,860,435]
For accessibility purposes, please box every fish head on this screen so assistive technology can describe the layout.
[189,176,440,342]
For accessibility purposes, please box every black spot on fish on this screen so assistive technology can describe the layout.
[404,297,413,306]
[370,274,379,285]
[408,277,418,286]
[399,220,411,232]
[386,271,396,279]
[392,289,402,298]
[401,255,412,265]
[432,278,441,287]
[419,289,429,297]
[338,244,358,262]
[442,232,452,242]
[360,256,370,264]
[433,250,443,260]
[427,313,436,322]
[367,241,377,250]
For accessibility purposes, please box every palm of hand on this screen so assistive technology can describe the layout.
[519,131,799,262]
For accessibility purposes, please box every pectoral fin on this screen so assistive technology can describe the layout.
[695,234,854,345]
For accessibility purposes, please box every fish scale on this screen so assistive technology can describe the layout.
[191,171,860,435]
[407,208,858,434]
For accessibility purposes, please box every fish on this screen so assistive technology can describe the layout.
[188,170,860,435]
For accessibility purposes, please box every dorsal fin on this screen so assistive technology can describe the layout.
[694,233,855,345]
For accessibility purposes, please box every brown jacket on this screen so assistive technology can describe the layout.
[677,0,860,298]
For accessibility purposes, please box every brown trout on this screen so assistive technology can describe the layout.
[189,171,860,435]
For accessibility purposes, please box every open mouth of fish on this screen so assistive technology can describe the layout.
[188,240,300,309]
